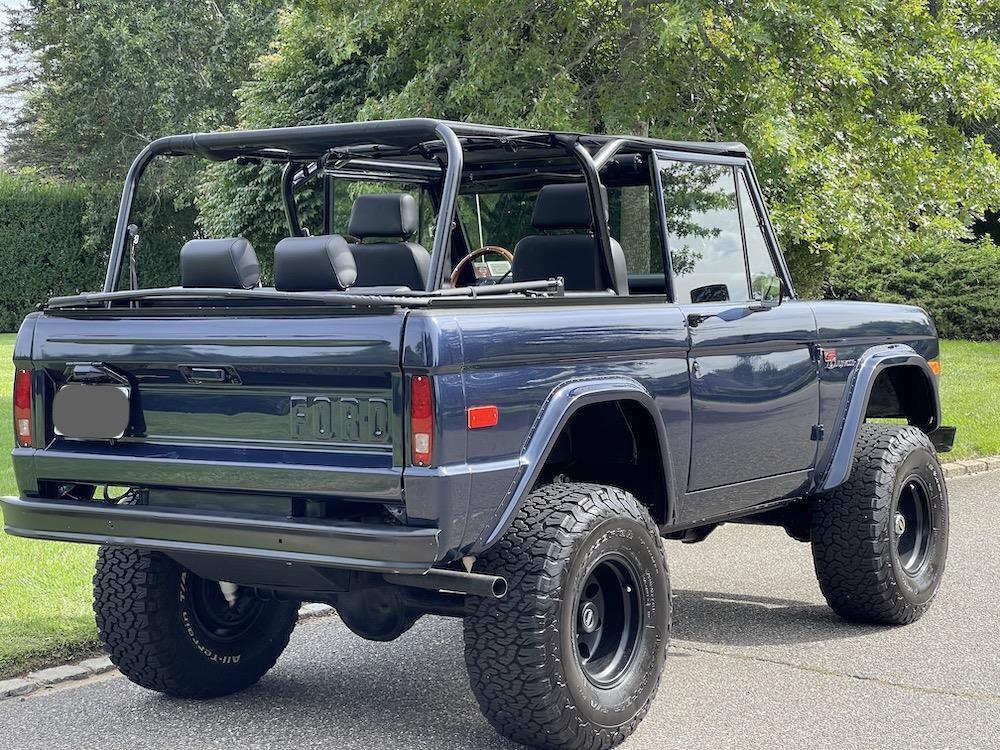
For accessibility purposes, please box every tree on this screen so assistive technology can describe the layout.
[200,0,1000,297]
[3,0,283,196]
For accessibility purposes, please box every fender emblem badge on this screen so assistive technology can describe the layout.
[821,348,857,370]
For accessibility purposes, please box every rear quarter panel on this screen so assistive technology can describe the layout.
[402,300,691,555]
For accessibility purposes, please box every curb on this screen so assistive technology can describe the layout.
[0,603,334,702]
[941,455,1000,479]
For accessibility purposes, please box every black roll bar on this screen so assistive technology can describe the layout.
[560,138,623,295]
[102,119,638,296]
[280,162,301,237]
[103,143,158,293]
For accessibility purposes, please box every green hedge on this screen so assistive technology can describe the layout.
[826,237,1000,341]
[0,173,197,332]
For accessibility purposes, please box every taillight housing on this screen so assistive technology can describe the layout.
[410,375,434,467]
[13,369,32,448]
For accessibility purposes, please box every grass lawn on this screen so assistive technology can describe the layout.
[937,340,1000,460]
[0,334,101,678]
[0,335,997,678]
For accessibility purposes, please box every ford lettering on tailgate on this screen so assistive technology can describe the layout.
[290,396,391,444]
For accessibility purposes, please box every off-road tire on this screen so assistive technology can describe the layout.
[94,547,299,698]
[464,483,671,750]
[811,424,948,625]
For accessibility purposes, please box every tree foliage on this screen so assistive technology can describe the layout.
[201,0,1000,298]
[3,0,282,194]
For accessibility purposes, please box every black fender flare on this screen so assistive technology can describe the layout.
[817,344,940,492]
[473,376,677,552]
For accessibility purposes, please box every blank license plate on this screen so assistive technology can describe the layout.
[53,384,131,439]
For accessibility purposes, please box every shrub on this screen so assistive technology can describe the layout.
[0,173,197,332]
[826,237,1000,341]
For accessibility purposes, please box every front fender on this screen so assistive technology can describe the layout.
[817,344,939,492]
[471,376,676,553]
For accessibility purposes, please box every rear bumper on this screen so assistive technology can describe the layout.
[0,495,440,573]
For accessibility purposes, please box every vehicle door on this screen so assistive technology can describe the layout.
[654,152,820,517]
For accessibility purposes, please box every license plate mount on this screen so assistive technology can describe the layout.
[53,383,132,439]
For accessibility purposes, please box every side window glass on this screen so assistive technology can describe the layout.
[658,160,748,304]
[607,184,661,275]
[738,171,781,303]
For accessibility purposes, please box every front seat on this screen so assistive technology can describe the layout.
[511,184,627,293]
[347,193,430,290]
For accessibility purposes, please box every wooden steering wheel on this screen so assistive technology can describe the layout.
[449,245,515,287]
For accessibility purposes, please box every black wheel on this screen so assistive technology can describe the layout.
[811,424,949,625]
[94,547,299,698]
[464,483,670,750]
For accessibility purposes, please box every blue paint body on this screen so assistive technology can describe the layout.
[7,294,941,568]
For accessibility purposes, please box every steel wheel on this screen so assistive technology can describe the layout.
[186,574,265,642]
[573,553,644,689]
[894,475,933,575]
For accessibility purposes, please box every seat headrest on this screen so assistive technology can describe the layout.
[180,238,259,289]
[348,193,418,240]
[531,183,608,231]
[273,235,357,292]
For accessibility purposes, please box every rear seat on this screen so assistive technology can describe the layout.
[273,234,357,292]
[180,238,260,289]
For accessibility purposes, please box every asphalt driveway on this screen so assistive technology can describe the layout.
[1,470,997,750]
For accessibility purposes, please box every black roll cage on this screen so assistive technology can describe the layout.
[103,118,784,298]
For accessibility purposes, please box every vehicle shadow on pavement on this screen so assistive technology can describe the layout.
[671,589,891,647]
[142,618,520,750]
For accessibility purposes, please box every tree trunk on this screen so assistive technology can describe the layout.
[617,0,653,273]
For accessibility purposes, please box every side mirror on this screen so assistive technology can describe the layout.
[748,274,782,311]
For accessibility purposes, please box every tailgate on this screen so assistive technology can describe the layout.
[22,310,407,502]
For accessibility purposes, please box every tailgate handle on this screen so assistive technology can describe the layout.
[180,366,240,385]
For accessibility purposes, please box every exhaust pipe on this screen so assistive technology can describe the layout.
[384,568,507,598]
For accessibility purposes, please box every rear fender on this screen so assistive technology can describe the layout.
[817,344,939,492]
[472,376,676,553]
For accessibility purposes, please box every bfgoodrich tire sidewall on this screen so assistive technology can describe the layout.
[888,445,948,605]
[559,516,670,727]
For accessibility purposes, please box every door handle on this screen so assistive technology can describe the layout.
[190,367,227,382]
[687,304,774,328]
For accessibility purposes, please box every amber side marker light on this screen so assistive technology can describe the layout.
[468,405,499,429]
[928,359,942,377]
[13,369,32,448]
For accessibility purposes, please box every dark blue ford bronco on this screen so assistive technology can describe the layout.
[3,120,954,749]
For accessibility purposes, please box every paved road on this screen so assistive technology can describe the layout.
[2,471,998,750]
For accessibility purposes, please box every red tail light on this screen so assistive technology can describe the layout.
[410,375,434,467]
[13,369,32,448]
